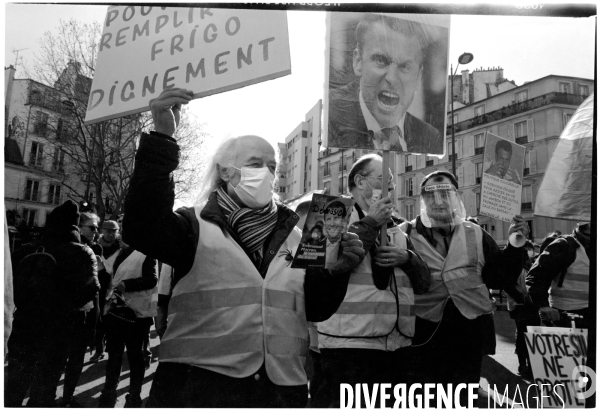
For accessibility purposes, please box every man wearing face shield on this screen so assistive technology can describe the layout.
[121,88,366,408]
[526,223,591,329]
[399,170,528,407]
[314,154,431,408]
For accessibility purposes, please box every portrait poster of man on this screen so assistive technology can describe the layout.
[291,194,353,269]
[479,133,526,223]
[323,12,450,155]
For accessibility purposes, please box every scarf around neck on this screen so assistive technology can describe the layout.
[216,186,278,268]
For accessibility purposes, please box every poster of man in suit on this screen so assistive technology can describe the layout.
[324,12,450,155]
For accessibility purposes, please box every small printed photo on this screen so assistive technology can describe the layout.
[483,133,526,185]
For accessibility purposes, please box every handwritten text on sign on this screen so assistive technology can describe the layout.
[85,7,291,124]
[525,327,588,408]
[479,173,521,222]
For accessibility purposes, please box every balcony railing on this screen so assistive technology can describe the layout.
[475,147,484,155]
[523,168,530,176]
[405,165,413,172]
[521,202,533,210]
[426,160,434,167]
[476,177,481,184]
[447,92,587,135]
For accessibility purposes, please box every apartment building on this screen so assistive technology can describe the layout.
[398,72,593,245]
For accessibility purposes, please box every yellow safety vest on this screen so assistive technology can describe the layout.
[110,250,158,318]
[159,204,308,386]
[550,238,589,311]
[401,220,491,322]
[318,210,414,352]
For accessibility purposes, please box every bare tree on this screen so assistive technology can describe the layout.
[21,18,208,218]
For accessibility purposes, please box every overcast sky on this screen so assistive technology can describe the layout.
[5,2,596,151]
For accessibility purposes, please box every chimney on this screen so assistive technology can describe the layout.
[461,69,470,105]
[5,65,16,107]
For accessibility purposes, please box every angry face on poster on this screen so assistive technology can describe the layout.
[326,13,447,155]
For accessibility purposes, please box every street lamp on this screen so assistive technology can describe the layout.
[450,52,474,177]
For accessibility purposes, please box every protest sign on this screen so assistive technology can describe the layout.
[323,12,450,155]
[525,326,589,408]
[479,133,525,222]
[85,6,291,124]
[291,194,353,269]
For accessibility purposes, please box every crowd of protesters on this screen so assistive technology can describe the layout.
[4,87,590,408]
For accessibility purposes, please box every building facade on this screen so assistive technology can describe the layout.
[398,73,593,245]
[277,100,322,201]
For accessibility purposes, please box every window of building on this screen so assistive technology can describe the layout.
[405,155,413,172]
[474,133,485,155]
[524,151,531,176]
[323,181,331,194]
[324,161,330,177]
[475,105,484,116]
[522,185,532,209]
[22,208,38,227]
[476,162,483,184]
[405,204,414,221]
[34,111,48,136]
[29,142,44,167]
[515,90,528,103]
[514,121,527,138]
[52,148,65,172]
[476,192,481,212]
[481,223,489,233]
[447,142,456,161]
[279,186,286,193]
[29,89,44,105]
[301,130,308,138]
[48,184,61,205]
[563,113,573,129]
[404,178,413,197]
[578,84,589,96]
[24,179,41,201]
[559,82,570,94]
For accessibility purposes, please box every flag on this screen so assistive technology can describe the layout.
[534,94,594,221]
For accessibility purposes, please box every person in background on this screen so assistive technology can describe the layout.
[400,171,527,407]
[5,201,99,407]
[504,241,539,379]
[98,220,120,258]
[124,88,365,408]
[526,223,590,330]
[98,235,158,408]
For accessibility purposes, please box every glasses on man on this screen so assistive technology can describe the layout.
[85,225,99,232]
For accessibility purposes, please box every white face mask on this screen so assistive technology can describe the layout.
[229,166,274,209]
[361,177,382,207]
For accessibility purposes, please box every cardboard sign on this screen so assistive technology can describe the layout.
[479,132,526,222]
[323,12,450,155]
[85,6,291,124]
[291,194,353,269]
[525,326,589,408]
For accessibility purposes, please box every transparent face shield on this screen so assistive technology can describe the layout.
[419,183,466,228]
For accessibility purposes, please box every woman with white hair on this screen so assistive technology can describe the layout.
[122,88,365,408]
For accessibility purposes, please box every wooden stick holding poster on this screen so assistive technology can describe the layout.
[85,6,291,124]
[478,133,526,223]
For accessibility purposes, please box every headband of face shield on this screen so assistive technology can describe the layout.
[419,183,466,228]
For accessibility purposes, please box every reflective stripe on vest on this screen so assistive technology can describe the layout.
[550,239,589,311]
[111,250,158,318]
[404,220,491,322]
[159,204,308,386]
[318,211,415,341]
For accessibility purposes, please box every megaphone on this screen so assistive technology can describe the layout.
[508,231,527,248]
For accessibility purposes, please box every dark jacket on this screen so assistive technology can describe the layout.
[526,234,588,309]
[328,80,444,154]
[123,132,353,322]
[12,225,100,317]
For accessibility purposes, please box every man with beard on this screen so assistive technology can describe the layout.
[526,223,590,329]
[328,14,442,154]
[314,154,431,408]
[399,171,527,407]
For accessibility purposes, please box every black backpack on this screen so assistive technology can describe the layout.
[14,246,59,312]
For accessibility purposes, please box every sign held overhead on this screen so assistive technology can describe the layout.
[85,6,291,124]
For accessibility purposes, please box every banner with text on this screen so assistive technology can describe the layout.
[479,133,525,223]
[85,6,291,124]
[525,326,589,408]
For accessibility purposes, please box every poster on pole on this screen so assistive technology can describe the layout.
[525,326,589,408]
[291,194,353,269]
[85,6,291,124]
[323,12,449,155]
[478,133,525,223]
